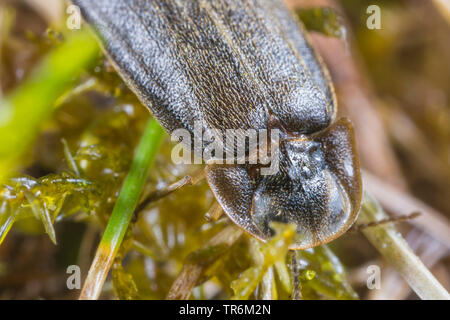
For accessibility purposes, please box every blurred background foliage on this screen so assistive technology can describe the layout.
[0,0,448,299]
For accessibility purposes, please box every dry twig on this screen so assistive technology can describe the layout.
[359,193,450,300]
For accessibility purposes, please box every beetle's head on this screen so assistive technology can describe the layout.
[206,117,362,249]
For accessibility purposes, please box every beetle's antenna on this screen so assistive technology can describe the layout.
[351,212,421,232]
[133,169,206,220]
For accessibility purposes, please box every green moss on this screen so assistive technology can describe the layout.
[296,7,345,38]
[0,3,360,300]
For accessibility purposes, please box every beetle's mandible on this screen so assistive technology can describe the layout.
[72,0,363,249]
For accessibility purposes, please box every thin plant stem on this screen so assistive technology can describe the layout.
[364,172,450,247]
[79,118,165,300]
[359,192,450,300]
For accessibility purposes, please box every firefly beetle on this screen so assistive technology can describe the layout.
[72,0,362,249]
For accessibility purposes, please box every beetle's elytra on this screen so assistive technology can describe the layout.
[73,0,362,249]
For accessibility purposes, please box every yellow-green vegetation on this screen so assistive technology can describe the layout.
[230,223,296,300]
[0,1,448,300]
[0,20,357,297]
[297,7,345,38]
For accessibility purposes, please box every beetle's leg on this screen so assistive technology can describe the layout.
[135,169,206,213]
[205,201,223,222]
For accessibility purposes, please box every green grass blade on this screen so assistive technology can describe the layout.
[80,118,165,300]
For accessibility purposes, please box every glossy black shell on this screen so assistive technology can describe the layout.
[73,0,362,249]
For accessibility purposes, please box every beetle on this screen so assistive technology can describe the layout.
[72,0,362,249]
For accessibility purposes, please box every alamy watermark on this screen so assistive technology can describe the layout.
[171,121,280,175]
[66,5,81,30]
[66,265,81,290]
[367,264,381,290]
[366,5,382,30]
